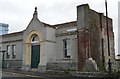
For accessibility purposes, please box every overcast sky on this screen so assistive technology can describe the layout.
[0,0,119,55]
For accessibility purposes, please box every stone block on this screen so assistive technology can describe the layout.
[47,61,77,71]
[38,65,46,72]
[22,65,30,71]
[84,58,99,71]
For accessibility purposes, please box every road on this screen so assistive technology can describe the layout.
[1,71,77,79]
[1,71,81,79]
[2,71,46,79]
[1,70,110,79]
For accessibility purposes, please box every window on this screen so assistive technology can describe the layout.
[12,45,16,59]
[6,45,10,59]
[63,38,71,58]
[32,34,39,43]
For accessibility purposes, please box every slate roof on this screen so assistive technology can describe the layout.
[0,21,77,37]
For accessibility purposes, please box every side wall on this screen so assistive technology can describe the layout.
[1,32,23,69]
[47,22,78,70]
[77,4,115,71]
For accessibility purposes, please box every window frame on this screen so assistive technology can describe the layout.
[12,44,16,59]
[31,34,39,43]
[63,38,71,59]
[6,45,10,59]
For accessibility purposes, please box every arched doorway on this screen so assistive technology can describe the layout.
[31,34,40,68]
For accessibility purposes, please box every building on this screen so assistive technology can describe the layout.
[0,23,9,35]
[0,4,115,71]
[114,55,120,71]
[113,1,120,72]
[118,1,120,55]
[0,23,8,70]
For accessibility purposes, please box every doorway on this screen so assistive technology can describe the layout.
[31,45,40,68]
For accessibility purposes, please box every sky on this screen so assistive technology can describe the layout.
[0,0,119,55]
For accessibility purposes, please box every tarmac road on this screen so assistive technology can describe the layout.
[1,70,111,79]
[2,71,46,79]
[1,71,78,79]
[1,71,82,79]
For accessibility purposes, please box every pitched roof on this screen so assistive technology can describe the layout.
[42,21,77,29]
[1,31,23,37]
[52,21,77,29]
[1,21,77,36]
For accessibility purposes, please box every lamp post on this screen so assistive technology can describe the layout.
[105,0,112,77]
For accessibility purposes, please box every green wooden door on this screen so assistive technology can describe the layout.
[31,45,40,68]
